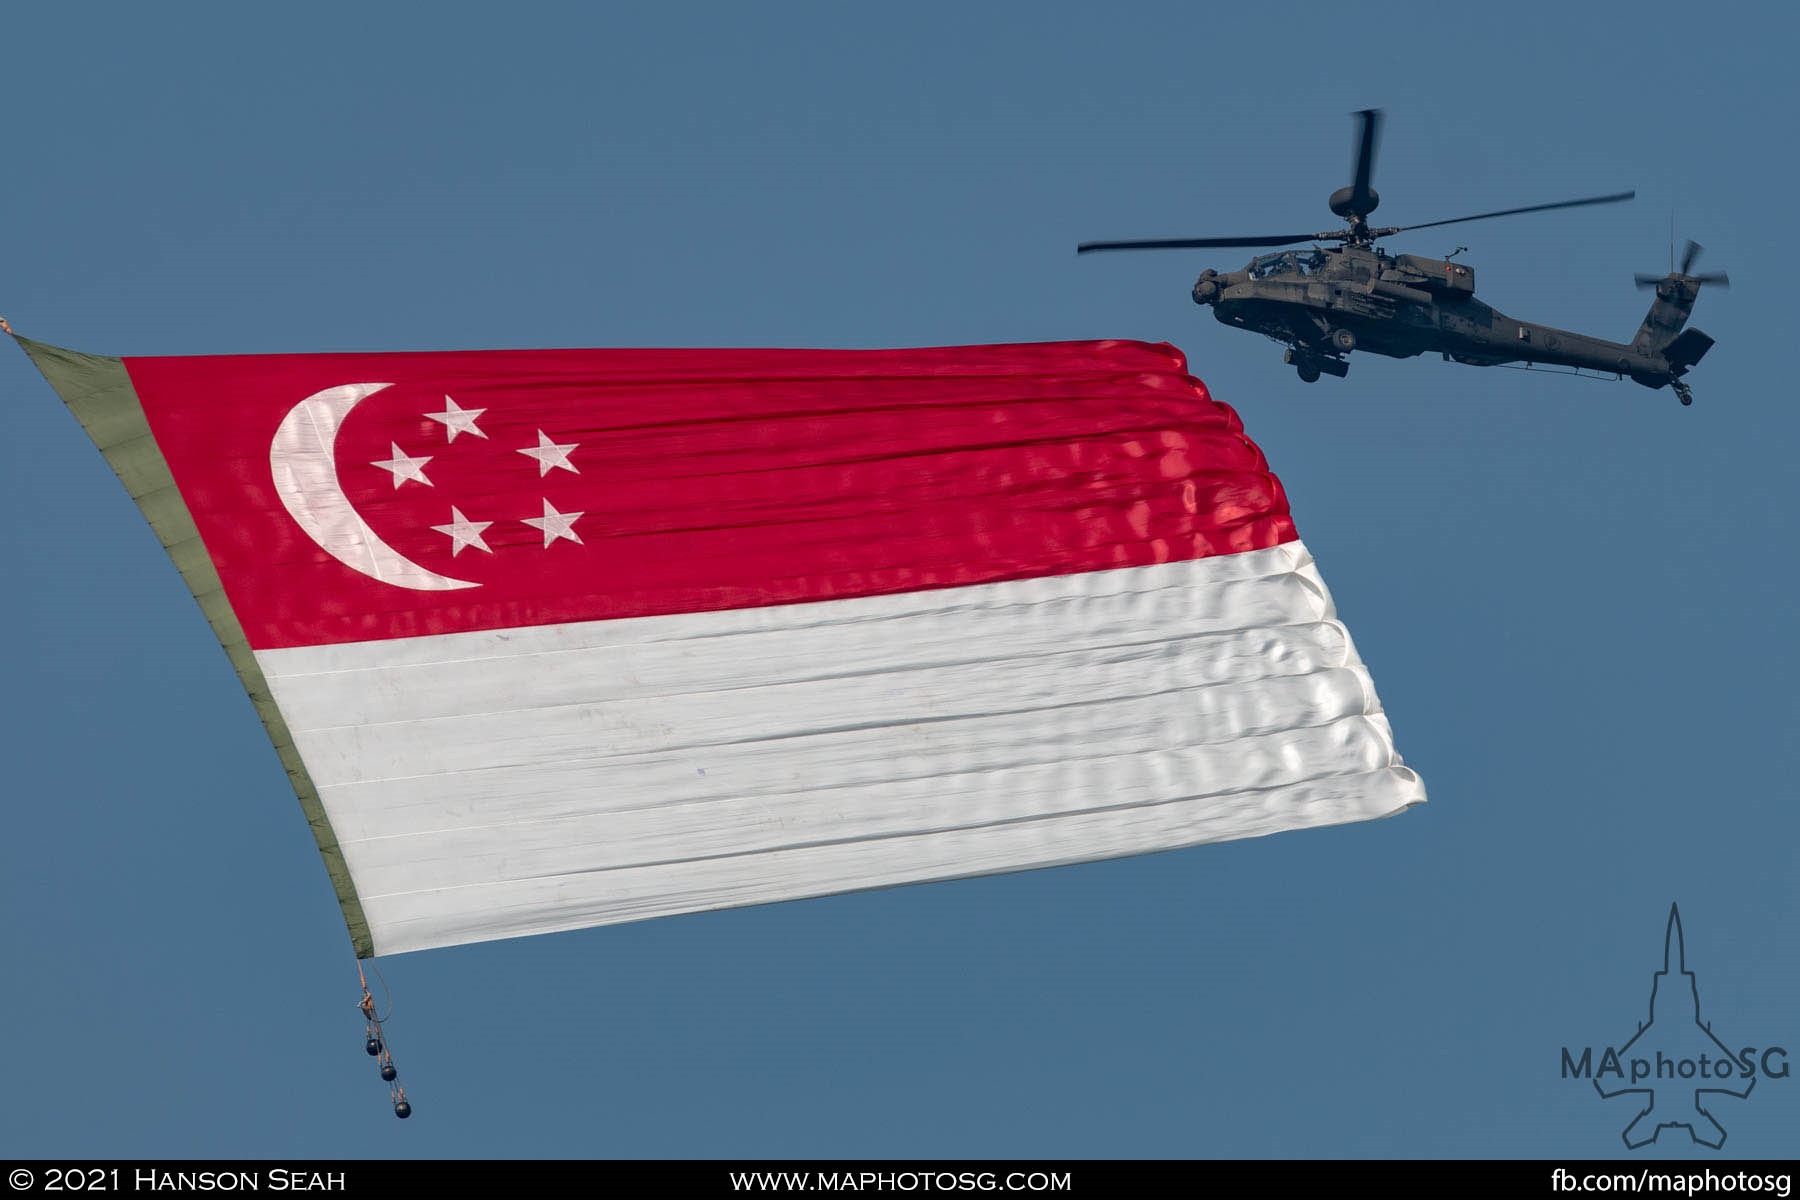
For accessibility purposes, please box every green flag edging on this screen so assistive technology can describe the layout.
[14,335,376,959]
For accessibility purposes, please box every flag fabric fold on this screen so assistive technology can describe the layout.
[19,334,1423,957]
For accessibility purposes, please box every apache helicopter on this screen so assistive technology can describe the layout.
[1078,110,1726,404]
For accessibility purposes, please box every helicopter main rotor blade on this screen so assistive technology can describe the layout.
[1076,232,1336,253]
[1381,191,1635,236]
[1347,108,1383,217]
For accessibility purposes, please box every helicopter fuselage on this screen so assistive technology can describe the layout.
[1194,243,1681,389]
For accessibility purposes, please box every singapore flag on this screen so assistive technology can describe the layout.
[20,335,1424,958]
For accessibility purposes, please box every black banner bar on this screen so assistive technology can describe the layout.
[5,1161,1800,1197]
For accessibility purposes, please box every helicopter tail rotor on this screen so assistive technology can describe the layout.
[1636,240,1730,289]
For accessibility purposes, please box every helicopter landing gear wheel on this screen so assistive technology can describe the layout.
[1674,382,1693,406]
[1331,328,1356,353]
[1296,361,1321,383]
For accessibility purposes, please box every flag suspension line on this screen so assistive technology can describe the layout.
[357,959,411,1119]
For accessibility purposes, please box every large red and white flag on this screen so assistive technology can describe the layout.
[22,336,1423,957]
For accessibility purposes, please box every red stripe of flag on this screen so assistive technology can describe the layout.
[123,340,1295,650]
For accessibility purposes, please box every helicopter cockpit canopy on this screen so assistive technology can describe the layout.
[1246,249,1327,280]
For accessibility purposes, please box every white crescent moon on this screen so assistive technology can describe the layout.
[270,383,479,591]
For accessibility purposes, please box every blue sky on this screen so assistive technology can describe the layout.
[2,1,1795,1160]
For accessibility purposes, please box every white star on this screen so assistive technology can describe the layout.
[430,507,494,556]
[371,442,434,488]
[425,396,488,442]
[517,430,579,476]
[521,498,584,547]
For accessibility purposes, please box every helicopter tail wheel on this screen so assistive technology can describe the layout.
[1330,328,1356,353]
[1674,381,1693,406]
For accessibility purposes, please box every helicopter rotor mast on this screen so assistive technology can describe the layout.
[1327,108,1384,245]
[1075,108,1635,255]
